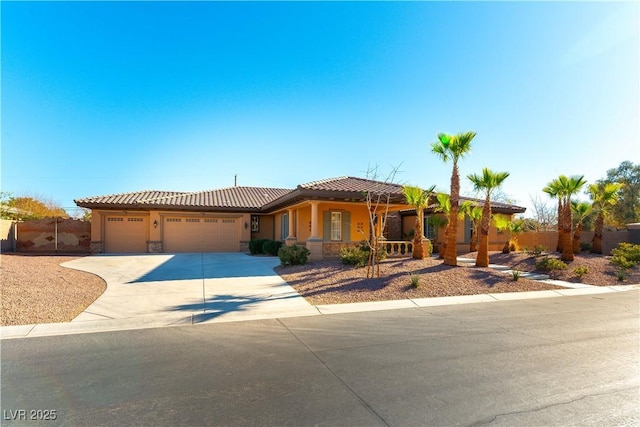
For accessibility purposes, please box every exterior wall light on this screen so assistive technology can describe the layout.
[153,220,158,228]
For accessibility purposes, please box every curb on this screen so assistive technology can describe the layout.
[2,285,638,340]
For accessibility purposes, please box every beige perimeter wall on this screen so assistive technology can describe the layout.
[518,230,631,255]
[0,219,17,252]
[17,218,91,253]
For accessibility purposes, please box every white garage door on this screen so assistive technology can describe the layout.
[163,217,239,253]
[104,215,148,253]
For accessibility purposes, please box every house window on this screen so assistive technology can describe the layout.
[330,212,342,241]
[423,215,437,240]
[251,215,260,232]
[281,213,289,241]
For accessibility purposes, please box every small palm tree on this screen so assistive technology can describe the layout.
[403,184,436,259]
[571,201,592,254]
[588,182,623,254]
[431,131,476,266]
[468,168,510,267]
[461,202,483,252]
[542,179,563,252]
[558,175,587,261]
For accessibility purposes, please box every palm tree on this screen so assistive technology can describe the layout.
[431,131,476,266]
[461,202,483,252]
[542,179,563,252]
[468,168,510,267]
[432,193,452,259]
[557,175,587,261]
[403,184,436,259]
[571,201,592,254]
[588,182,623,254]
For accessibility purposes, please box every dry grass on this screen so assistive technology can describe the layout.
[1,254,106,326]
[276,251,639,305]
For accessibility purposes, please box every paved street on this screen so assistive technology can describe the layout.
[2,290,638,426]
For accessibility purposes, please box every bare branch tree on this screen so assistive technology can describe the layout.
[528,194,557,231]
[363,164,402,278]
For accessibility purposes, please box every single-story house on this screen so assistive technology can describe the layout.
[75,176,526,260]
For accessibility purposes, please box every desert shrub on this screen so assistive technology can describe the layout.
[573,266,588,279]
[262,239,283,256]
[528,245,547,257]
[278,245,310,266]
[535,256,567,272]
[361,241,387,261]
[340,246,368,268]
[579,242,592,252]
[610,243,640,270]
[409,274,421,288]
[249,239,268,255]
[511,271,521,282]
[615,269,626,282]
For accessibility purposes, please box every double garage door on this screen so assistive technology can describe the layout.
[103,214,239,253]
[163,217,239,253]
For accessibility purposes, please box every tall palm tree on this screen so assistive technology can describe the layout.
[542,179,563,252]
[571,201,592,254]
[403,184,436,259]
[557,175,587,261]
[588,182,623,254]
[431,131,476,266]
[468,168,510,267]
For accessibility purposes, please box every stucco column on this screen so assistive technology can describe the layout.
[285,208,297,245]
[309,201,320,239]
[307,201,322,261]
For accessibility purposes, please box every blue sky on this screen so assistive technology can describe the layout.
[2,1,639,217]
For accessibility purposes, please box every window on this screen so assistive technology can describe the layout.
[251,215,260,232]
[423,215,437,240]
[330,212,342,241]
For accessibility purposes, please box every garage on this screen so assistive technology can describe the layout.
[163,216,240,253]
[104,215,148,253]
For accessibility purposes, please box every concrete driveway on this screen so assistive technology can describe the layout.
[62,253,319,327]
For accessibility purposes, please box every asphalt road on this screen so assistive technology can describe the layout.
[2,290,638,426]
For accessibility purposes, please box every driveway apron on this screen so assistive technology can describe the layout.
[62,253,319,325]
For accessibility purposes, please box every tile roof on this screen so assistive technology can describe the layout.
[140,187,292,209]
[299,176,405,195]
[75,187,291,210]
[74,177,526,213]
[75,191,187,206]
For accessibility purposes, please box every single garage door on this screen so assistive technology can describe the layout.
[163,217,239,253]
[104,215,148,253]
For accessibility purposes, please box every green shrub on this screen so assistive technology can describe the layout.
[579,242,592,252]
[573,266,588,279]
[278,245,310,266]
[528,245,547,256]
[362,243,387,261]
[610,243,640,269]
[263,240,283,256]
[409,274,421,288]
[535,256,567,272]
[511,271,521,281]
[340,246,369,268]
[249,239,267,255]
[615,268,627,282]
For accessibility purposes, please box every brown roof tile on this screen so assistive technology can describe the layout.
[299,176,404,195]
[142,187,292,209]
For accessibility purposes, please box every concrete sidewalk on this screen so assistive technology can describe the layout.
[2,254,638,339]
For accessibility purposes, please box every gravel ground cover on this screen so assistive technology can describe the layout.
[276,251,639,305]
[1,254,106,326]
[481,251,640,286]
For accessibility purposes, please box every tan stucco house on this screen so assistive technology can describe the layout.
[75,176,525,260]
